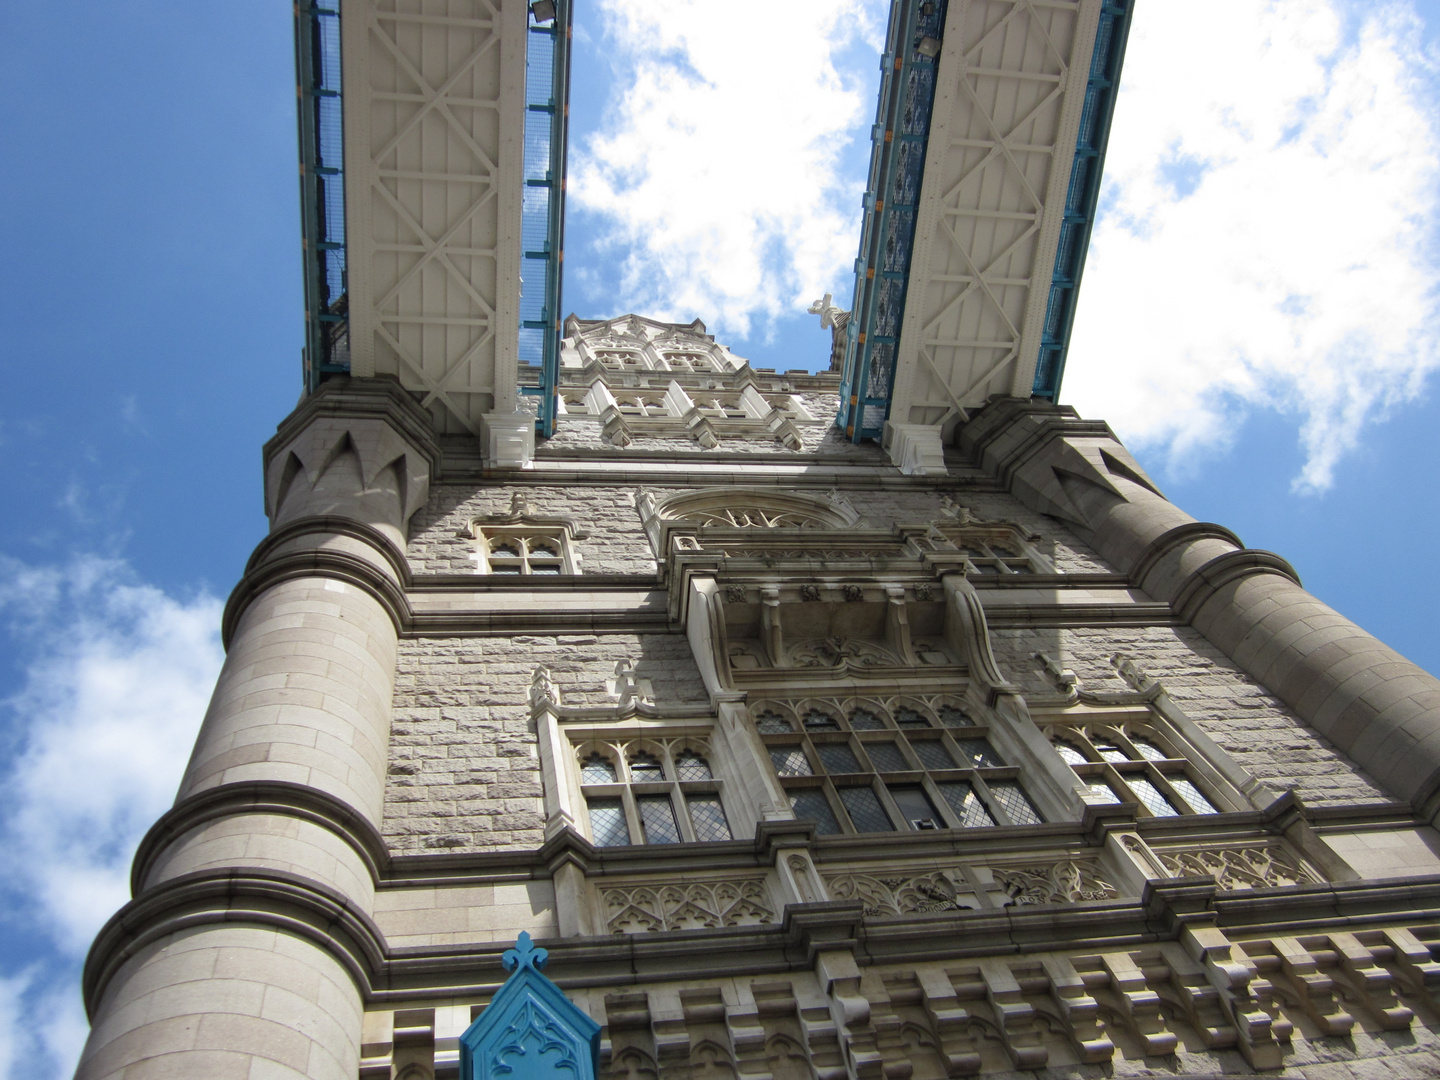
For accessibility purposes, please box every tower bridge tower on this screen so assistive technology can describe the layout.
[75,2,1440,1078]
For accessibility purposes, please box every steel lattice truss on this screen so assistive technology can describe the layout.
[343,0,527,435]
[890,0,1101,430]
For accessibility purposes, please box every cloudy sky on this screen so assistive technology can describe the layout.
[1,1,1438,1075]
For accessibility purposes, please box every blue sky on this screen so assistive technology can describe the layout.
[1,1,1438,1075]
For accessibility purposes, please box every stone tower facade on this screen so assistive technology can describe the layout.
[74,315,1440,1079]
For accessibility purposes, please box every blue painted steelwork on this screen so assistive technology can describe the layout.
[1031,0,1134,401]
[519,1,571,439]
[460,933,601,1080]
[295,1,349,393]
[838,0,948,443]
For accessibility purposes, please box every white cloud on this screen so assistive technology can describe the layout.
[0,556,223,1078]
[1063,0,1440,492]
[570,0,884,339]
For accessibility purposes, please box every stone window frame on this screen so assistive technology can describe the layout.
[936,523,1055,576]
[475,527,575,575]
[1042,719,1234,818]
[750,697,1045,835]
[465,498,588,576]
[574,734,736,847]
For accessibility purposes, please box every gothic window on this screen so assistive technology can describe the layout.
[937,525,1053,575]
[691,394,749,419]
[1047,725,1221,816]
[595,349,643,370]
[560,392,592,415]
[577,740,734,847]
[663,351,715,372]
[615,394,670,417]
[477,530,572,575]
[751,701,1043,835]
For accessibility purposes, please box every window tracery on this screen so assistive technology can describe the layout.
[476,529,571,574]
[577,738,734,847]
[1044,722,1224,817]
[751,699,1044,835]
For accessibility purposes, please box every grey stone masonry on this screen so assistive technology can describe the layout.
[991,625,1391,805]
[405,483,1116,578]
[385,632,709,853]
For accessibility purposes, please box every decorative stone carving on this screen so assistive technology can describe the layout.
[530,666,559,711]
[913,583,935,601]
[1159,846,1315,890]
[825,871,980,917]
[724,584,747,603]
[601,880,776,934]
[789,637,898,669]
[994,861,1116,905]
[799,584,821,602]
[842,584,864,602]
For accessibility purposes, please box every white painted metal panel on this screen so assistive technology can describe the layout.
[343,0,527,435]
[890,0,1100,430]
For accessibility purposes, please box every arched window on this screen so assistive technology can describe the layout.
[578,742,733,847]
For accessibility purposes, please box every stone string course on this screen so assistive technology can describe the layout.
[405,486,1115,577]
[385,633,710,854]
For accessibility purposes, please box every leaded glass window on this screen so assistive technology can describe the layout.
[751,700,1044,833]
[1046,724,1227,818]
[575,740,733,847]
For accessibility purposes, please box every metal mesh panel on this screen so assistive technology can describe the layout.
[803,710,841,731]
[628,753,665,782]
[587,798,629,847]
[817,743,863,774]
[895,708,930,728]
[865,742,910,772]
[839,787,893,833]
[1096,744,1129,763]
[847,708,884,731]
[1132,738,1170,761]
[755,711,792,734]
[910,740,955,771]
[1087,782,1121,805]
[637,795,682,844]
[675,752,712,781]
[769,746,812,777]
[789,790,841,835]
[580,753,616,785]
[686,796,732,842]
[937,706,971,727]
[989,781,1043,825]
[1126,776,1180,817]
[956,738,1005,768]
[936,781,997,828]
[1168,776,1217,815]
[1055,743,1088,766]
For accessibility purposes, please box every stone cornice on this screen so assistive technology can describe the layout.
[1171,548,1304,624]
[131,780,392,895]
[83,866,388,1019]
[92,865,1440,1008]
[263,375,440,480]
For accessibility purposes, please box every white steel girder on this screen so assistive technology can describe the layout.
[889,0,1101,432]
[342,0,528,435]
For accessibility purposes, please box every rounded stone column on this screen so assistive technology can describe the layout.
[963,398,1440,816]
[76,381,436,1080]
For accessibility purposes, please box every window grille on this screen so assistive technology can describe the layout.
[753,701,1043,834]
[1047,724,1225,817]
[577,742,733,847]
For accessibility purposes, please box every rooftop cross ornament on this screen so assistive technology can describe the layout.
[459,933,601,1080]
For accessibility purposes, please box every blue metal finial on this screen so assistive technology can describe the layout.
[502,931,549,972]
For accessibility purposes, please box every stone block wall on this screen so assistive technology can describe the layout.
[991,625,1392,806]
[385,633,710,854]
